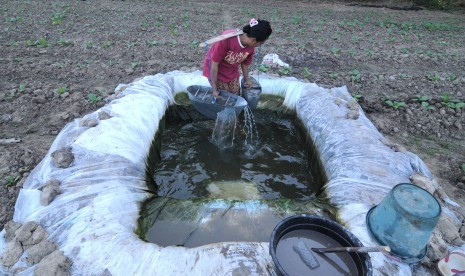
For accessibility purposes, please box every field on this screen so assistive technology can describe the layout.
[1,0,464,257]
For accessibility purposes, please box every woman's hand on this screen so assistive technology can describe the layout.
[244,77,253,88]
[212,89,219,98]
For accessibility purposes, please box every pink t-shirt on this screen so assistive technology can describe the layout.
[203,30,254,83]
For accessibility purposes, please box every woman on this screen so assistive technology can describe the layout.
[203,18,272,99]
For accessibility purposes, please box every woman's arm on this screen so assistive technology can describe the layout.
[241,63,253,87]
[211,61,219,98]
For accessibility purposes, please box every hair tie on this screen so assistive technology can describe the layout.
[249,18,258,27]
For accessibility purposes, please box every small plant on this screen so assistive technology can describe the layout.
[364,49,374,58]
[18,84,26,93]
[56,86,67,94]
[348,50,357,57]
[87,93,102,103]
[279,67,291,75]
[259,64,269,73]
[302,67,312,79]
[352,93,363,102]
[384,96,406,109]
[5,175,20,187]
[147,40,158,47]
[51,4,69,25]
[412,95,430,102]
[86,41,93,49]
[331,47,341,55]
[58,38,74,46]
[328,72,338,79]
[102,41,114,48]
[413,95,435,110]
[441,93,465,109]
[26,38,49,48]
[131,62,139,71]
[426,74,440,81]
[189,41,198,49]
[350,69,361,83]
[444,101,465,109]
[448,74,457,81]
[399,73,411,79]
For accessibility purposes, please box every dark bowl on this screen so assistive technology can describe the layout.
[270,214,373,276]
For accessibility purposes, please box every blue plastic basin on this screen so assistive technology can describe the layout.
[366,183,441,263]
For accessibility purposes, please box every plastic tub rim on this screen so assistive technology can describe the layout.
[366,206,428,264]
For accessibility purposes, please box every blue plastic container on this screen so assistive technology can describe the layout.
[367,183,441,263]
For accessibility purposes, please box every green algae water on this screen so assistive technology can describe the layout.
[139,99,330,247]
[154,117,317,200]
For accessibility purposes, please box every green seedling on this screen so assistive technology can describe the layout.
[26,38,49,48]
[87,93,102,103]
[302,67,312,79]
[384,96,406,109]
[37,38,49,48]
[18,84,26,93]
[259,64,269,73]
[56,86,67,94]
[5,175,20,187]
[444,101,465,109]
[401,22,416,30]
[58,38,74,46]
[348,50,357,57]
[426,74,440,81]
[331,47,341,55]
[51,4,69,25]
[399,73,411,79]
[279,67,291,75]
[412,95,430,102]
[131,62,139,71]
[7,16,24,23]
[421,101,436,110]
[147,40,158,47]
[350,69,361,83]
[352,93,363,102]
[189,41,198,49]
[413,95,436,110]
[448,74,457,81]
[86,42,93,49]
[400,48,410,54]
[347,20,357,27]
[328,72,338,79]
[364,49,374,57]
[102,41,114,48]
[441,93,465,108]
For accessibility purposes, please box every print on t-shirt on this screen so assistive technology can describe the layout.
[224,51,250,65]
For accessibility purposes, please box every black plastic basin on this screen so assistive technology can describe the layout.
[270,214,373,276]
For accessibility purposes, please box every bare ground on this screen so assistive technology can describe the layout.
[1,0,464,253]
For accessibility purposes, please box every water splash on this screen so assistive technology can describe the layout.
[242,106,260,155]
[211,107,237,149]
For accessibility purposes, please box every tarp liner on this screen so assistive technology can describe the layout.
[1,70,434,275]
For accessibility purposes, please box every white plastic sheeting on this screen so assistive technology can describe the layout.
[0,70,434,275]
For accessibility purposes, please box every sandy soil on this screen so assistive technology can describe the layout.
[1,0,464,249]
